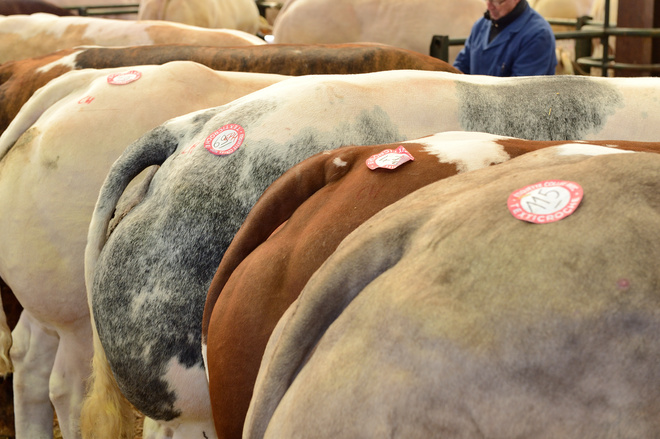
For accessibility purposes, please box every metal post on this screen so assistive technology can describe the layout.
[430,35,450,62]
[574,16,593,59]
[600,0,611,76]
[575,15,593,75]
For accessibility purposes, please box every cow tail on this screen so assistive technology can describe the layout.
[79,318,134,439]
[0,285,12,376]
[85,125,177,290]
[201,151,344,344]
[81,127,178,439]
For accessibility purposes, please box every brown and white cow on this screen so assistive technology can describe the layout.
[83,70,660,439]
[0,0,74,15]
[0,13,265,64]
[0,62,287,439]
[137,0,260,33]
[271,0,484,61]
[244,144,660,438]
[201,132,660,438]
[0,43,459,136]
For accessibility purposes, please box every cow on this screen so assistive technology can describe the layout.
[0,13,265,64]
[0,0,75,15]
[0,61,288,439]
[82,70,660,439]
[0,41,457,439]
[0,42,459,137]
[270,0,485,61]
[0,279,19,436]
[529,0,594,19]
[137,0,260,33]
[201,131,660,438]
[243,144,660,438]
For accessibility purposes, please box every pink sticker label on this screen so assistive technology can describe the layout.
[366,146,415,170]
[107,70,142,85]
[508,180,583,224]
[204,124,245,156]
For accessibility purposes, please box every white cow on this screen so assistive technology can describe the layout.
[271,0,485,62]
[83,70,660,439]
[529,0,594,18]
[0,62,287,439]
[0,13,265,64]
[138,0,260,34]
[244,144,660,438]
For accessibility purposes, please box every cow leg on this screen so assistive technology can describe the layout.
[142,417,217,439]
[11,310,58,439]
[49,316,93,439]
[171,421,217,439]
[142,417,174,439]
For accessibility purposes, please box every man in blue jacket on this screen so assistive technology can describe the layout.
[453,0,557,76]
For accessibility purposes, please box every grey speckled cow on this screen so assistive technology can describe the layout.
[245,145,660,439]
[83,70,660,438]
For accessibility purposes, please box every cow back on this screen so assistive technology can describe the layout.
[0,43,457,138]
[0,14,265,64]
[245,145,660,438]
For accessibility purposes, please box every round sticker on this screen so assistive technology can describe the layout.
[507,180,583,224]
[366,146,415,170]
[204,124,245,156]
[107,70,142,85]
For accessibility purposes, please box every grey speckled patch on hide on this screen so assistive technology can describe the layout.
[91,100,403,421]
[458,76,623,140]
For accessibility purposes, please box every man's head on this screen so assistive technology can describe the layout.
[485,0,521,20]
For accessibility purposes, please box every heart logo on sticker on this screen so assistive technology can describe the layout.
[508,180,583,224]
[204,124,245,156]
[107,70,142,85]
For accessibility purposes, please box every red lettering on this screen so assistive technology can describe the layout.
[181,143,197,155]
[78,96,95,104]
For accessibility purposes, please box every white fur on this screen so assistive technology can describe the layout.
[409,132,513,173]
[35,49,83,74]
[0,14,265,63]
[138,0,260,33]
[556,143,635,156]
[332,157,348,167]
[272,0,484,62]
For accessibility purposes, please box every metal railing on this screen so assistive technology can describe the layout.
[63,3,139,16]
